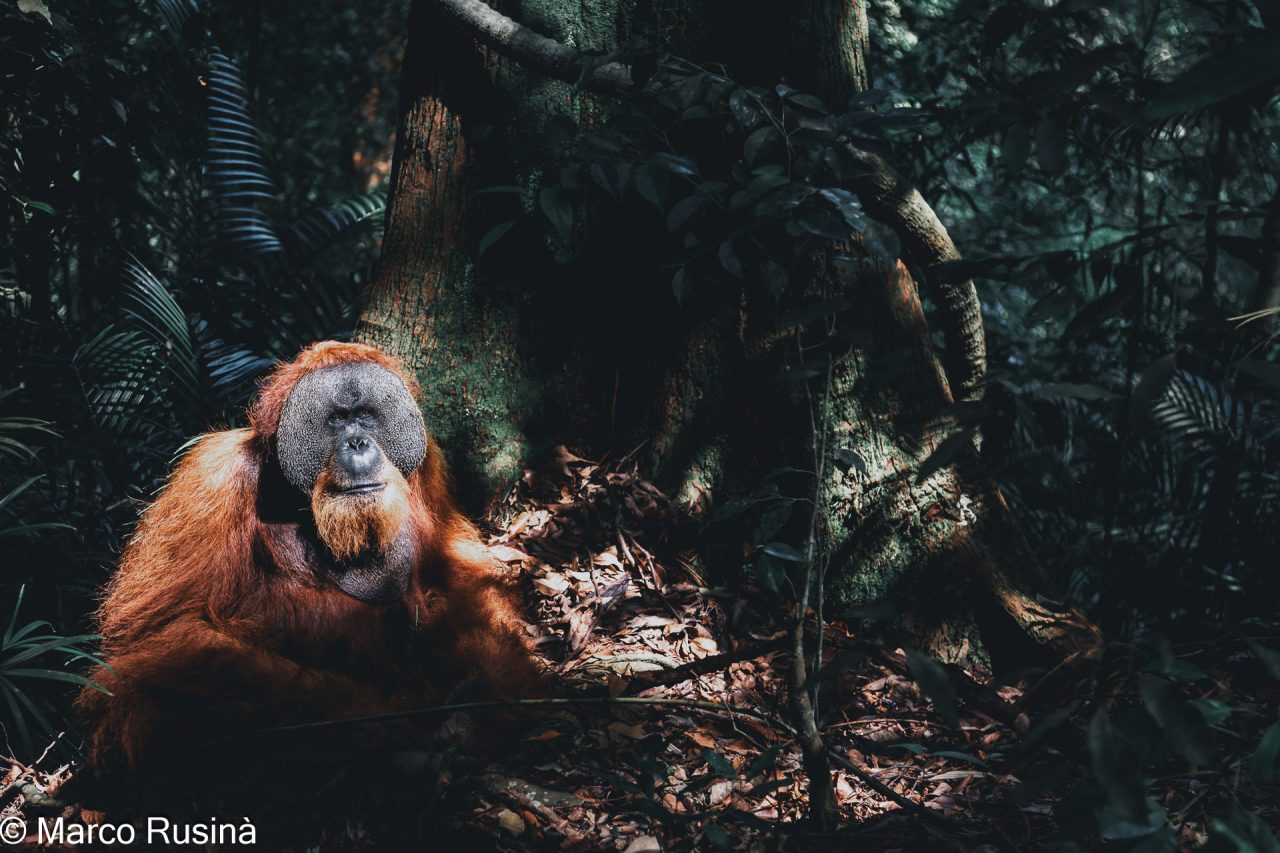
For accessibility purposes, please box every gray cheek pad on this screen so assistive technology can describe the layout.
[275,362,428,493]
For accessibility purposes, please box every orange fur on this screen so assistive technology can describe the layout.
[77,342,542,772]
[311,464,411,561]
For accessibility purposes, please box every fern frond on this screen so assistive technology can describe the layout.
[284,191,387,255]
[206,49,282,256]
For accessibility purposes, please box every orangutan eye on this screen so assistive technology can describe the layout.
[327,411,345,427]
[356,409,376,424]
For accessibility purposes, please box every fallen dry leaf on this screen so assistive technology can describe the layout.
[490,544,530,563]
[496,808,525,836]
[608,721,648,740]
[686,730,718,748]
[534,574,571,594]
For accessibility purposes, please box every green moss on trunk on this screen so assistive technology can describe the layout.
[362,0,1101,666]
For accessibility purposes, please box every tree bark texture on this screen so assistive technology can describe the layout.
[816,257,1099,665]
[360,0,1100,667]
[360,0,718,501]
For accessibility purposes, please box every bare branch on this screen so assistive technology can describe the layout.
[434,0,634,96]
[621,635,789,692]
[844,146,987,402]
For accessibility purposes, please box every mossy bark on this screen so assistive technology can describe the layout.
[358,0,528,501]
[360,0,1100,668]
[814,258,1099,666]
[360,0,716,503]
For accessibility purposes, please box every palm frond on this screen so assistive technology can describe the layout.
[1150,371,1242,446]
[284,191,387,255]
[206,49,282,256]
[202,338,273,402]
[73,326,173,440]
[260,273,361,352]
[0,395,58,462]
[152,0,200,38]
[121,257,202,400]
[0,587,107,757]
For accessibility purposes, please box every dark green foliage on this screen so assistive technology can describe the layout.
[0,8,1276,851]
[516,0,1280,636]
[0,0,403,759]
[538,67,914,306]
[0,588,106,758]
[864,0,1280,634]
[501,7,1280,841]
[1019,646,1280,852]
[905,649,961,728]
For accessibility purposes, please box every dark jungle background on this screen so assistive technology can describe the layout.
[1,0,1278,849]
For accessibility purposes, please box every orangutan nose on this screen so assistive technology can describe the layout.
[338,432,379,478]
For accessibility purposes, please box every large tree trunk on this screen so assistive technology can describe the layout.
[359,0,1100,669]
[358,0,534,501]
[360,0,724,501]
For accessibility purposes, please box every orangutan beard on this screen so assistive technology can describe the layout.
[311,466,412,562]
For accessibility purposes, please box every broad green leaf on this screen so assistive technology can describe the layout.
[702,823,731,849]
[905,649,960,728]
[478,220,515,256]
[1246,639,1280,681]
[1143,35,1280,121]
[703,749,736,777]
[1249,721,1280,783]
[633,163,669,210]
[650,152,698,178]
[1089,711,1152,826]
[743,126,780,166]
[1015,706,1076,758]
[761,542,805,562]
[932,750,990,770]
[1209,802,1280,853]
[717,240,743,277]
[1140,676,1213,766]
[753,552,784,593]
[745,744,787,779]
[665,195,702,232]
[745,777,790,799]
[1190,699,1236,728]
[539,187,573,241]
[1062,286,1135,342]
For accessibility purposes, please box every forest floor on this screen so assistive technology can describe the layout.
[449,448,1280,851]
[3,448,1278,850]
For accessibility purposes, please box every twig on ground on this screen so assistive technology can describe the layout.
[476,771,582,835]
[200,694,962,833]
[622,636,790,692]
